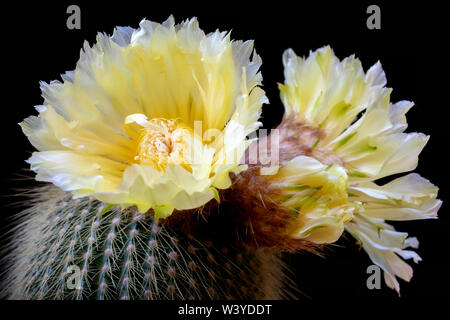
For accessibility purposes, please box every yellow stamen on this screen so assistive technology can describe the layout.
[134,118,192,171]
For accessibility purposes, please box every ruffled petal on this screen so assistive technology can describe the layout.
[27,151,125,195]
[280,46,389,145]
[349,173,441,220]
[345,214,421,294]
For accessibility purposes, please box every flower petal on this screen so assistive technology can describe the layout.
[349,173,441,220]
[345,215,421,294]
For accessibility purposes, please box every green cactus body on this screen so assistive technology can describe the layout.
[3,187,291,300]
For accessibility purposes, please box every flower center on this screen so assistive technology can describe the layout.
[134,118,192,171]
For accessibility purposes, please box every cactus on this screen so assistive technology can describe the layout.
[2,186,293,300]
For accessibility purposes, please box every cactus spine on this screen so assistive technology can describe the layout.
[2,186,291,300]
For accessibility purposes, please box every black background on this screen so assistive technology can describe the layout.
[0,0,448,304]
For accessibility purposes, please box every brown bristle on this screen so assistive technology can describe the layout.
[224,167,323,253]
[251,114,344,167]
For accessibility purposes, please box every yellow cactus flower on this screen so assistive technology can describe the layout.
[268,156,355,244]
[277,46,441,292]
[21,16,267,220]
